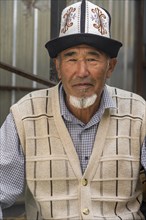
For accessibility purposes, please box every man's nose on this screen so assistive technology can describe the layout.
[77,60,89,77]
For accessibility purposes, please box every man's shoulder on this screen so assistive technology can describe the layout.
[14,85,58,106]
[10,84,59,118]
[107,85,145,105]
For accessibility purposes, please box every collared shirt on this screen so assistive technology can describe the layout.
[0,84,146,218]
[59,84,116,172]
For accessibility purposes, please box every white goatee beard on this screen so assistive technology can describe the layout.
[69,94,97,109]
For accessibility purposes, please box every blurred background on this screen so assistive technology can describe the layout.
[0,0,146,219]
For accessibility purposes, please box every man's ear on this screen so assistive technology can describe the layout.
[106,58,117,78]
[53,58,61,79]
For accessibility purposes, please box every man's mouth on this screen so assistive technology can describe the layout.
[72,83,93,89]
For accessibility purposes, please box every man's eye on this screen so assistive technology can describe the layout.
[68,59,77,62]
[87,58,97,62]
[86,58,99,64]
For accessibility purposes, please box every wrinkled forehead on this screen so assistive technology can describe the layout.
[59,44,107,57]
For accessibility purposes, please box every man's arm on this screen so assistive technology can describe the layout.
[0,113,25,219]
[141,137,146,172]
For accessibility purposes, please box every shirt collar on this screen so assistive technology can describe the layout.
[59,83,116,125]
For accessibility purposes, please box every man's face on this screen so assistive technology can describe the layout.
[55,45,117,100]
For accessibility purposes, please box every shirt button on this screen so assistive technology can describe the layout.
[82,208,90,215]
[82,178,88,186]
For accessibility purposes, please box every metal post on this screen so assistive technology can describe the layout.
[11,0,18,105]
[133,0,144,97]
[50,0,66,82]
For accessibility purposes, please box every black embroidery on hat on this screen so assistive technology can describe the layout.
[80,0,86,33]
[91,7,107,35]
[61,7,76,34]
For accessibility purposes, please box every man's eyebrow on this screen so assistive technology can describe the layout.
[87,51,101,56]
[63,51,77,57]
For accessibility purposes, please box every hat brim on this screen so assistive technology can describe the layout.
[45,33,122,58]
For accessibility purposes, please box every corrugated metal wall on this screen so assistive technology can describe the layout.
[0,0,136,125]
[0,0,51,125]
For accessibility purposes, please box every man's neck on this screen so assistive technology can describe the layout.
[65,97,101,124]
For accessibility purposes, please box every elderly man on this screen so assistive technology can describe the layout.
[0,0,146,219]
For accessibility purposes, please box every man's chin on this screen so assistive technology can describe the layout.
[69,94,97,109]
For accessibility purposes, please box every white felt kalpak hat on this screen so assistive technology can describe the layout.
[45,0,122,58]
